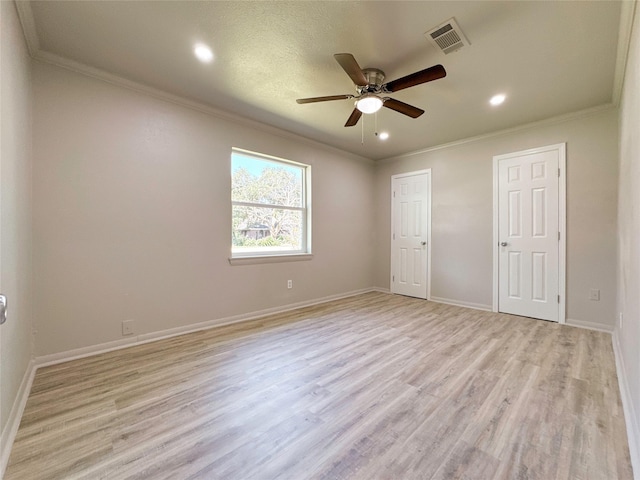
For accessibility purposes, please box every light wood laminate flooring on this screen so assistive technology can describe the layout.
[5,292,633,479]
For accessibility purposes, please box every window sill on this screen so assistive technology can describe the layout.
[228,253,313,266]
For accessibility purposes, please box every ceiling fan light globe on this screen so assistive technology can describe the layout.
[356,95,383,114]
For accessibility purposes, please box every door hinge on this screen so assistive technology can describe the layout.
[557,295,560,303]
[392,275,395,282]
[393,191,396,198]
[558,231,560,241]
[558,168,561,177]
[393,233,395,240]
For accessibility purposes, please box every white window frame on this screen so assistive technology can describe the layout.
[229,148,312,265]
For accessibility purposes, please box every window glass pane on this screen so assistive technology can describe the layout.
[232,153,303,207]
[232,205,303,253]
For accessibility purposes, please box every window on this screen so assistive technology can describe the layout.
[231,148,310,259]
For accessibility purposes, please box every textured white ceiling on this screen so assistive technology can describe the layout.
[21,1,624,160]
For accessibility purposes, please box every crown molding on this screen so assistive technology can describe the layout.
[379,103,617,164]
[612,0,638,106]
[13,1,372,166]
[34,51,373,165]
[13,0,39,56]
[14,0,630,166]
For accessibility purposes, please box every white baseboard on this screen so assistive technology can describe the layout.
[1,359,36,478]
[36,288,377,368]
[565,318,614,333]
[371,287,390,294]
[612,329,640,479]
[429,296,493,312]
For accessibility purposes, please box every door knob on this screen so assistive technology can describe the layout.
[0,294,7,325]
[500,242,508,247]
[421,241,427,246]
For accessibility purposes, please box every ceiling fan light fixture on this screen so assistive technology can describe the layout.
[356,94,383,114]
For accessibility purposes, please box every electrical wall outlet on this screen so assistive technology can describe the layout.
[287,280,293,289]
[122,320,135,336]
[589,289,600,301]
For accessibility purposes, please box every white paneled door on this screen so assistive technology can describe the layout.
[391,171,430,299]
[496,144,565,322]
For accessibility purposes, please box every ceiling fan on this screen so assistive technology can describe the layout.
[296,53,446,127]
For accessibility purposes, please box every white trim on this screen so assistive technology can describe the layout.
[228,253,313,266]
[1,359,36,478]
[613,329,640,479]
[558,144,567,323]
[30,52,373,168]
[14,1,631,167]
[427,172,432,301]
[26,45,616,171]
[492,143,566,324]
[380,104,614,164]
[492,157,500,313]
[613,0,638,106]
[35,288,376,368]
[429,296,493,312]
[230,148,311,261]
[13,0,39,55]
[390,169,432,300]
[35,338,139,368]
[371,287,391,294]
[232,201,306,212]
[232,147,310,169]
[389,169,432,178]
[564,318,614,334]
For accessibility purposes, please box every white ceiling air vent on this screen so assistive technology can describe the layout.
[425,18,470,55]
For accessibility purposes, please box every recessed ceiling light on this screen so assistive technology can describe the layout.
[194,43,214,63]
[378,132,389,141]
[490,94,506,106]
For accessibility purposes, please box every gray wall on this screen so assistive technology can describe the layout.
[32,59,622,354]
[0,0,34,466]
[616,1,640,470]
[374,108,619,330]
[32,61,376,357]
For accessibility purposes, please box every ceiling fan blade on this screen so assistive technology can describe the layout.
[383,98,425,118]
[334,53,368,87]
[383,64,446,93]
[344,108,362,127]
[296,94,353,104]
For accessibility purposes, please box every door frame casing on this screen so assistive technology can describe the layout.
[390,169,432,300]
[492,143,567,323]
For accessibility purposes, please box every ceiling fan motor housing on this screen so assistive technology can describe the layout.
[359,68,386,94]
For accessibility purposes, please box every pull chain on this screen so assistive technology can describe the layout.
[375,111,378,137]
